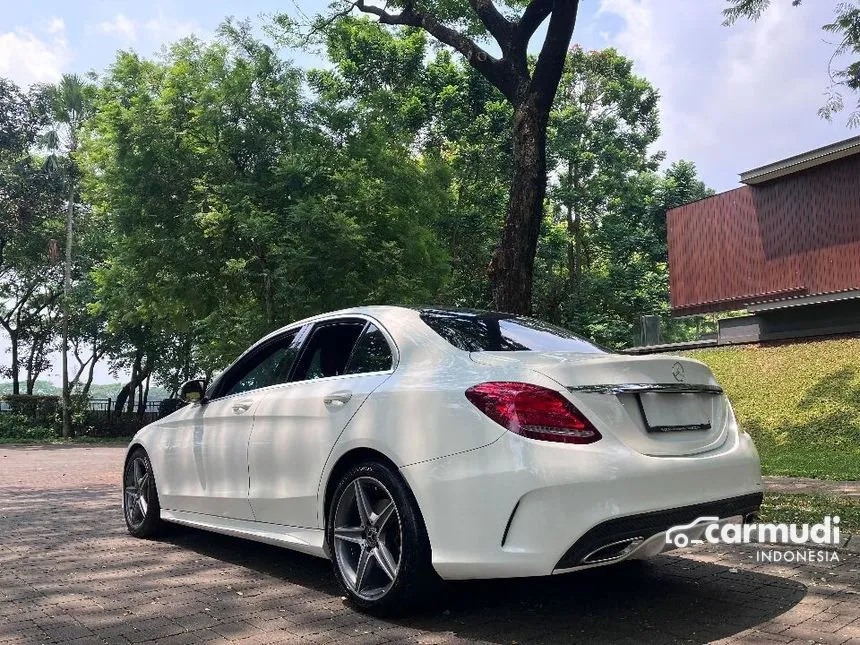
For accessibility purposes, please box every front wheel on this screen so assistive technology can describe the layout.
[123,448,163,538]
[327,461,439,615]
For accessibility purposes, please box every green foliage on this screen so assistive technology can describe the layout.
[687,337,860,480]
[529,46,713,348]
[83,22,449,376]
[0,78,67,394]
[310,19,511,308]
[538,47,663,344]
[3,17,718,408]
[0,413,57,442]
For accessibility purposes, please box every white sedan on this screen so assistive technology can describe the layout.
[123,306,763,613]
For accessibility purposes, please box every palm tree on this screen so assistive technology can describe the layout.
[44,74,94,437]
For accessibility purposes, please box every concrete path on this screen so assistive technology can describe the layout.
[764,476,860,498]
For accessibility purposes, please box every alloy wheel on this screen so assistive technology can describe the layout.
[124,456,151,530]
[333,476,403,601]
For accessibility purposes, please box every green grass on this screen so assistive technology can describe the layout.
[760,493,860,534]
[685,337,860,480]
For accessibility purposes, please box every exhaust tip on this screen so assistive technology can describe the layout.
[581,537,644,565]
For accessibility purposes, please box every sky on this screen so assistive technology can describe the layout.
[1,0,856,384]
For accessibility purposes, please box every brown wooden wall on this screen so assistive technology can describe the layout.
[667,154,860,315]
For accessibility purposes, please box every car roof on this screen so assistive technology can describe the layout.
[266,305,518,334]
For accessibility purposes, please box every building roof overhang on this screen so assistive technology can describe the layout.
[740,135,860,185]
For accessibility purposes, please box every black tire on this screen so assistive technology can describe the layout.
[326,461,440,615]
[123,447,163,538]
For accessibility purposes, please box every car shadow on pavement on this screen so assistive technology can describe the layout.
[0,487,809,645]
[163,523,808,644]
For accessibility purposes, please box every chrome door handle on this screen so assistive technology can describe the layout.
[324,391,353,408]
[232,401,253,414]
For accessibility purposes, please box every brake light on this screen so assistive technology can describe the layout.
[465,382,601,444]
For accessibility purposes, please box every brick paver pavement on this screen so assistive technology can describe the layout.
[0,445,858,644]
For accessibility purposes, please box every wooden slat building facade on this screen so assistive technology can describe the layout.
[667,136,860,344]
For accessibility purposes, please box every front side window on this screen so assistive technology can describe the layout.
[291,321,366,382]
[345,324,393,374]
[420,310,604,354]
[221,332,299,397]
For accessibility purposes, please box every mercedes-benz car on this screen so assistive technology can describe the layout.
[122,306,763,614]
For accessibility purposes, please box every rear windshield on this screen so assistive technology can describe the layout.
[420,311,605,353]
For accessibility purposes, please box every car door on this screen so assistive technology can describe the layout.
[157,329,302,520]
[248,318,396,528]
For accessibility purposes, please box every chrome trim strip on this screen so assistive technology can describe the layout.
[567,383,723,395]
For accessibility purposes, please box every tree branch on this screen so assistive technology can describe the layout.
[504,0,553,76]
[469,0,514,48]
[532,0,580,114]
[301,1,356,45]
[355,0,519,102]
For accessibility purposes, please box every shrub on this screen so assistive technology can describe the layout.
[1,395,60,426]
[0,413,57,442]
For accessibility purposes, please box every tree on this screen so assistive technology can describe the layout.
[82,23,449,397]
[547,47,662,308]
[0,79,66,394]
[724,0,860,126]
[582,161,713,347]
[309,18,512,307]
[44,74,94,436]
[294,1,582,313]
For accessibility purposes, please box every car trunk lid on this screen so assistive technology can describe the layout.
[469,352,731,456]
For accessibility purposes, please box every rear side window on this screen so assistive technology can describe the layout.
[291,321,365,381]
[420,311,604,354]
[346,324,393,374]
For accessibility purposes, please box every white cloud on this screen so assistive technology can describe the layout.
[93,13,138,41]
[0,25,69,87]
[597,0,853,191]
[46,17,65,36]
[144,11,201,42]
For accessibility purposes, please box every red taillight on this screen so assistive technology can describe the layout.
[465,382,601,444]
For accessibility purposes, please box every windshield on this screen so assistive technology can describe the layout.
[419,310,605,353]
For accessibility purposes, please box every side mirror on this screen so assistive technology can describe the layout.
[180,379,207,404]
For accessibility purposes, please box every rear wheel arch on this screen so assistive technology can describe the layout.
[322,448,430,552]
[323,448,401,524]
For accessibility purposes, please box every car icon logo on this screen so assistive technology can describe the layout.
[672,362,685,382]
[665,516,720,548]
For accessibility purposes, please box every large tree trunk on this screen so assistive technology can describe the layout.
[489,102,549,314]
[115,350,142,414]
[81,340,99,398]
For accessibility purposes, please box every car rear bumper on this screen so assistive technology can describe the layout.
[553,492,762,571]
[399,429,763,580]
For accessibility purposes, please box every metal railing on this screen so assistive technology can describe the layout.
[85,398,162,419]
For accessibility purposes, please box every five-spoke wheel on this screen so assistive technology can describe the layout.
[333,476,402,601]
[123,448,162,538]
[327,461,439,614]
